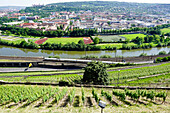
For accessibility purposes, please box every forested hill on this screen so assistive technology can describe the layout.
[19,1,170,17]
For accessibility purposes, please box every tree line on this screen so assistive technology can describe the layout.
[0,24,170,38]
[0,25,97,37]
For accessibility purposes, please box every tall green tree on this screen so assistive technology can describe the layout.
[93,37,99,44]
[83,61,109,85]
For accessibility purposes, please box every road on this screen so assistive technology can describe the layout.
[44,57,154,64]
[0,67,73,73]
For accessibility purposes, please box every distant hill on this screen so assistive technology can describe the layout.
[0,6,26,11]
[19,1,170,17]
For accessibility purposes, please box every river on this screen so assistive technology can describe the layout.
[0,45,169,58]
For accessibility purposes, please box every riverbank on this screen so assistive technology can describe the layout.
[1,45,170,58]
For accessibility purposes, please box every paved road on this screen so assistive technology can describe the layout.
[44,57,154,64]
[0,67,73,73]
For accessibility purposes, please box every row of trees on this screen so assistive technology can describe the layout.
[0,38,101,51]
[100,24,170,35]
[0,24,170,37]
[0,39,38,49]
[0,25,97,37]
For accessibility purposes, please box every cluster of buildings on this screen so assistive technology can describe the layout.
[2,9,170,32]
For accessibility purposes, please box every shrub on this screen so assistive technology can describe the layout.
[81,55,99,59]
[139,53,147,57]
[93,37,100,44]
[158,51,167,55]
[100,54,112,58]
[48,55,60,59]
[155,56,170,63]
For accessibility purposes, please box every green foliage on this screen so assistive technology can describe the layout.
[108,63,136,68]
[100,54,112,58]
[93,37,100,44]
[101,89,112,101]
[55,88,68,104]
[81,87,85,104]
[92,88,99,103]
[81,55,99,59]
[155,56,170,63]
[83,61,109,85]
[68,88,75,104]
[48,55,60,59]
[112,90,126,101]
[139,53,147,57]
[158,51,167,55]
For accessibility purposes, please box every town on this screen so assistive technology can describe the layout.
[0,4,169,32]
[0,1,170,113]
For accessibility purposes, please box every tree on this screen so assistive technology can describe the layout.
[93,37,100,44]
[83,61,109,85]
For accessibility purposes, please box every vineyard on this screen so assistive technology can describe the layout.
[0,63,169,87]
[108,63,170,84]
[0,85,169,113]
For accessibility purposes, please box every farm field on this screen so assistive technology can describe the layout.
[0,85,169,113]
[44,37,84,44]
[161,27,170,34]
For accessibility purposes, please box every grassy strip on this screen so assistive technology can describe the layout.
[0,59,33,62]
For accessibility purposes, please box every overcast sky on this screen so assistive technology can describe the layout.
[0,0,169,6]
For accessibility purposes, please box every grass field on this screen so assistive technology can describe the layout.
[0,85,169,113]
[45,37,84,44]
[94,35,126,42]
[161,27,170,34]
[120,34,146,40]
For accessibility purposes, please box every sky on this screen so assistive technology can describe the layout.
[0,0,169,6]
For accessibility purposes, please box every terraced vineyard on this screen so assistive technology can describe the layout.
[0,63,170,87]
[0,85,169,113]
[0,74,83,84]
[108,63,170,84]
